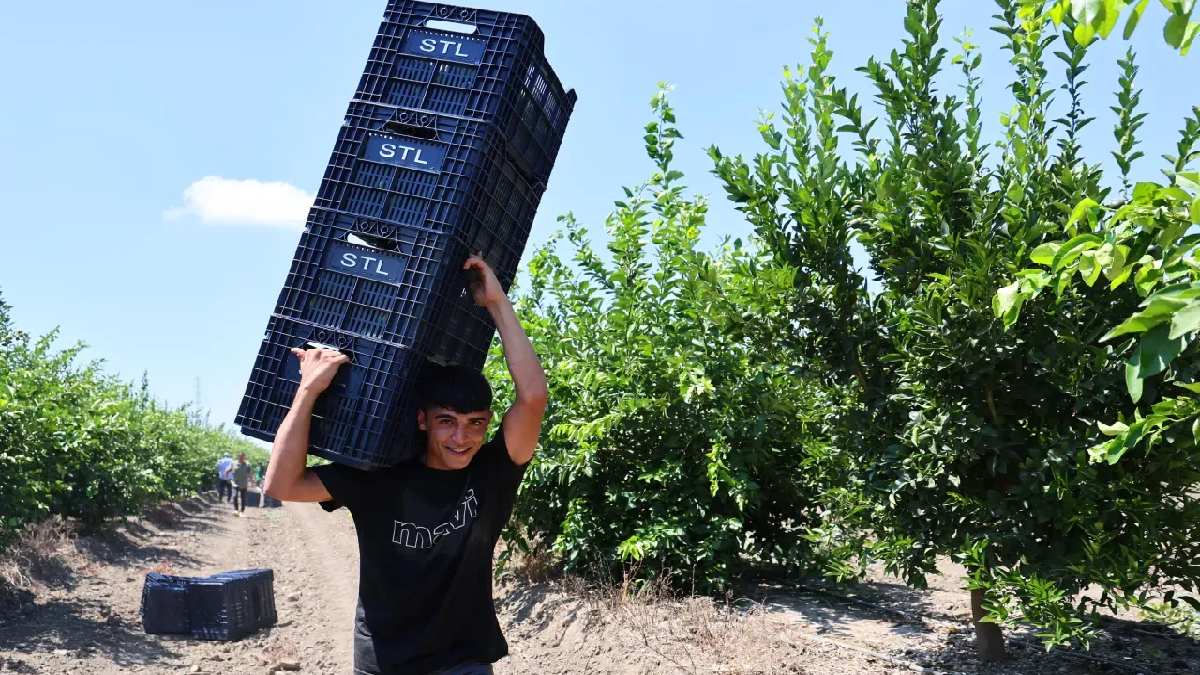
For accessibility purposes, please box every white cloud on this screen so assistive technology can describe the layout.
[165,176,313,229]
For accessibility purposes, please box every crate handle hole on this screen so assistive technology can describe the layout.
[347,232,396,252]
[303,340,354,363]
[425,19,477,34]
[382,116,438,140]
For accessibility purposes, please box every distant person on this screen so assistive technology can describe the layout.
[232,453,251,516]
[264,255,547,675]
[216,453,234,502]
[256,462,270,507]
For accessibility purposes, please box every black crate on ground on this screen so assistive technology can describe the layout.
[141,573,190,635]
[140,570,277,640]
[355,1,576,183]
[243,489,282,508]
[271,208,500,367]
[236,315,434,469]
[213,569,277,629]
[186,575,259,641]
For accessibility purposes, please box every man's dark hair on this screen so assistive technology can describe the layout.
[415,362,493,413]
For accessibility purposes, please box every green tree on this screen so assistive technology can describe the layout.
[490,87,827,591]
[0,291,266,547]
[711,0,1198,658]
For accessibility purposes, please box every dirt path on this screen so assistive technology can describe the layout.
[2,493,1198,674]
[0,492,362,674]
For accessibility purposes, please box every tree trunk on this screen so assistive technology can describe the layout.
[970,588,1007,661]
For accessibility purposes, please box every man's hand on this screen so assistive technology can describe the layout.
[264,348,344,504]
[464,254,507,309]
[290,347,350,395]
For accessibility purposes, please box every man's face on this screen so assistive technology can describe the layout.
[418,405,492,470]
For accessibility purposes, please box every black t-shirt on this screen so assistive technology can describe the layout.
[313,428,527,674]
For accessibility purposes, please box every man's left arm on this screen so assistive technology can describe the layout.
[466,256,547,466]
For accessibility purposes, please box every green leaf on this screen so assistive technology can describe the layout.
[1132,181,1160,200]
[994,281,1022,326]
[1182,21,1200,54]
[1103,245,1129,283]
[1138,324,1186,378]
[1098,0,1124,36]
[1072,0,1104,24]
[1030,242,1061,266]
[1079,252,1104,287]
[1074,21,1098,44]
[1066,198,1101,229]
[1165,12,1187,46]
[1168,301,1200,338]
[1098,420,1130,436]
[1126,355,1145,403]
[1134,265,1163,296]
[1103,293,1190,340]
[1052,233,1103,272]
[1124,0,1150,38]
[1176,381,1200,393]
[1177,171,1200,193]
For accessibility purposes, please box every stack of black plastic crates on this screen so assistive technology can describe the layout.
[235,1,575,469]
[142,569,277,641]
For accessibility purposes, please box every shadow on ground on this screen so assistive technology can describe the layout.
[0,597,183,666]
[748,575,1200,674]
[0,493,229,666]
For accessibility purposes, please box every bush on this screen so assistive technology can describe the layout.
[710,0,1198,654]
[0,292,266,547]
[490,88,826,592]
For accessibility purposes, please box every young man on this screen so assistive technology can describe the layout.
[263,255,547,675]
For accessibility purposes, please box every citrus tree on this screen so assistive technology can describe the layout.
[711,0,1198,657]
[490,89,828,591]
[0,292,266,546]
[998,118,1200,458]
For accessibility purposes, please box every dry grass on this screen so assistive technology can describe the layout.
[495,532,560,584]
[0,517,73,594]
[497,562,802,674]
[590,574,790,673]
[493,549,812,671]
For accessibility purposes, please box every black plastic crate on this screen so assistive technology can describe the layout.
[243,490,282,508]
[316,101,546,240]
[272,208,503,366]
[140,570,277,640]
[186,575,259,641]
[354,1,575,183]
[141,573,190,635]
[236,2,574,467]
[236,315,435,469]
[213,569,277,629]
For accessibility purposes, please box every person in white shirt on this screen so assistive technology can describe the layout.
[216,454,234,503]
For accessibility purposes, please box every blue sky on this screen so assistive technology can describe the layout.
[0,1,1195,430]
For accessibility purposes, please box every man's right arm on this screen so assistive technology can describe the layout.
[262,348,348,502]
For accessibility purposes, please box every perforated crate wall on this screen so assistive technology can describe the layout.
[355,1,576,183]
[316,102,544,248]
[237,1,574,469]
[273,208,497,366]
[236,316,433,469]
